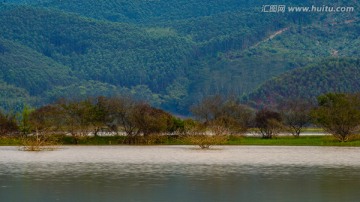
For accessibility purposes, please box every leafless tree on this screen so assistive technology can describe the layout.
[278,99,313,137]
[191,95,253,135]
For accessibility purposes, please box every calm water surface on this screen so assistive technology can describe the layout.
[1,146,360,202]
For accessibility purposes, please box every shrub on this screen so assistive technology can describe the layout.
[182,135,228,149]
[19,134,60,151]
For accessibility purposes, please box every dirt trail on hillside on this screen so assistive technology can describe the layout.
[253,27,289,48]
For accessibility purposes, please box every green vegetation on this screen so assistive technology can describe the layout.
[1,1,360,150]
[0,1,359,114]
[2,92,360,149]
[227,135,360,147]
[3,135,360,147]
[247,58,360,107]
[0,136,22,146]
[0,5,195,111]
[311,93,360,142]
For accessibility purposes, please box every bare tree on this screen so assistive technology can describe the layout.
[191,95,253,135]
[220,99,254,134]
[279,99,313,137]
[191,95,224,124]
[103,96,140,136]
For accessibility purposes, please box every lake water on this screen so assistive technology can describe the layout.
[1,146,360,202]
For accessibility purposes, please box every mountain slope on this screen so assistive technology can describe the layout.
[37,0,264,23]
[246,58,360,107]
[0,37,75,95]
[0,5,195,94]
[0,81,34,112]
[0,1,359,114]
[188,17,360,101]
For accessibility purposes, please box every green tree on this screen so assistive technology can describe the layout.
[19,105,33,136]
[311,93,360,142]
[85,97,108,136]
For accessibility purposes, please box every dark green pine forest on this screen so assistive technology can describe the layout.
[0,0,359,114]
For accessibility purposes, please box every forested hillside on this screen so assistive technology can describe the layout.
[0,38,75,93]
[247,58,360,107]
[0,0,359,114]
[0,5,196,111]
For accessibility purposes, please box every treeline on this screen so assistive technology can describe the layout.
[15,97,184,144]
[2,93,360,143]
[3,96,253,143]
[187,93,360,142]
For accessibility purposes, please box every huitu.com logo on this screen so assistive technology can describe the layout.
[261,5,355,13]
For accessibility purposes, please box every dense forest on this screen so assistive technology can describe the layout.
[0,0,359,114]
[247,58,360,108]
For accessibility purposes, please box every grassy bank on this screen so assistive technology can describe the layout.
[2,135,360,147]
[228,136,360,147]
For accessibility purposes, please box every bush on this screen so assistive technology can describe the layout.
[182,135,228,149]
[19,134,60,151]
